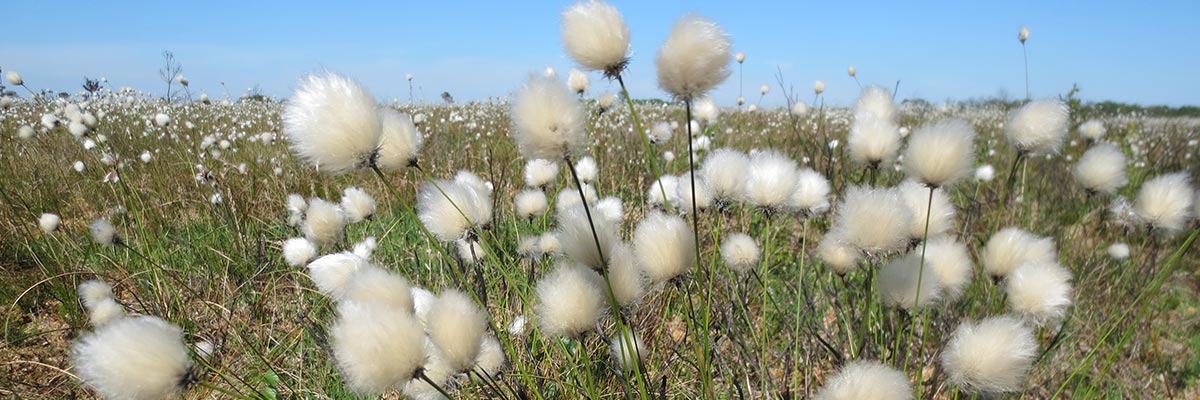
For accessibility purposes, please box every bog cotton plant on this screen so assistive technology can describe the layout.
[375,108,424,170]
[878,251,943,309]
[904,118,977,188]
[1073,142,1127,195]
[701,148,749,204]
[340,187,376,223]
[38,213,60,234]
[1004,99,1069,155]
[536,263,605,337]
[830,186,912,255]
[791,168,832,214]
[848,86,901,168]
[817,233,862,275]
[568,68,590,95]
[1078,119,1106,142]
[815,360,912,400]
[302,198,346,246]
[73,315,195,400]
[524,159,559,188]
[721,233,760,274]
[283,71,382,174]
[1006,261,1073,325]
[561,0,631,78]
[744,149,800,211]
[1133,172,1194,233]
[330,301,427,394]
[511,73,586,161]
[633,211,696,284]
[655,14,731,101]
[982,227,1057,278]
[427,289,488,372]
[417,176,493,242]
[941,316,1038,393]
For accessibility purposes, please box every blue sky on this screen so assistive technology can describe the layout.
[2,1,1197,107]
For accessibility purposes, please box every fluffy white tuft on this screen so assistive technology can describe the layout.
[975,164,995,182]
[330,301,426,394]
[920,237,974,299]
[817,233,861,275]
[302,198,346,246]
[744,149,800,210]
[606,242,646,307]
[815,360,913,400]
[282,238,317,267]
[340,187,376,223]
[417,178,492,242]
[595,196,624,223]
[306,252,371,299]
[1004,99,1069,154]
[72,316,192,400]
[675,171,714,214]
[538,233,562,256]
[78,280,115,309]
[39,213,61,234]
[352,236,377,260]
[897,180,957,240]
[375,108,424,170]
[427,289,488,372]
[849,86,901,167]
[556,204,620,270]
[982,227,1057,278]
[524,159,559,188]
[791,168,831,214]
[342,266,413,312]
[941,316,1037,393]
[283,71,381,174]
[511,73,587,160]
[649,121,673,144]
[633,211,696,284]
[1073,143,1127,194]
[701,148,749,203]
[1078,119,1106,141]
[514,189,549,219]
[1133,172,1194,233]
[693,97,719,124]
[561,0,630,74]
[878,251,943,310]
[830,186,912,255]
[574,156,599,182]
[721,233,760,274]
[904,118,976,187]
[536,263,605,338]
[609,329,648,373]
[655,14,732,100]
[89,218,118,246]
[472,334,507,380]
[1107,243,1130,260]
[88,298,127,326]
[555,183,598,215]
[1006,261,1073,325]
[648,174,681,208]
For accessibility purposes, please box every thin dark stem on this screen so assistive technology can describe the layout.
[416,370,455,399]
[1003,151,1026,205]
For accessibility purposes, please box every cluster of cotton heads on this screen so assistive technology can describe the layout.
[698,148,829,214]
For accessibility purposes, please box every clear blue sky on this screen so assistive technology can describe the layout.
[2,1,1197,107]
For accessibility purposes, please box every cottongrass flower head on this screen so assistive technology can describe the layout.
[721,233,760,274]
[340,187,376,223]
[941,316,1037,393]
[649,121,673,144]
[568,68,590,94]
[5,70,22,85]
[473,334,507,380]
[975,164,995,182]
[814,80,825,95]
[647,174,680,208]
[561,0,631,77]
[78,280,126,326]
[283,71,381,174]
[817,233,862,275]
[1006,261,1073,325]
[830,186,912,255]
[39,213,60,234]
[606,242,646,307]
[538,232,563,256]
[555,184,598,215]
[524,159,559,188]
[353,236,377,260]
[306,252,372,299]
[417,177,493,242]
[511,73,587,161]
[596,196,624,223]
[693,97,719,124]
[90,218,119,246]
[898,180,956,240]
[904,118,976,187]
[428,289,488,372]
[609,328,647,374]
[675,171,714,214]
[848,87,901,168]
[982,227,1056,278]
[556,204,619,270]
[1078,119,1106,141]
[791,168,831,214]
[655,14,732,101]
[536,263,605,338]
[744,149,800,211]
[331,301,426,394]
[375,108,424,170]
[456,239,486,264]
[1018,25,1030,43]
[792,101,809,116]
[575,156,599,182]
[815,360,912,400]
[303,198,346,246]
[920,237,974,299]
[701,148,749,204]
[633,211,696,284]
[878,251,943,310]
[1107,243,1130,260]
[341,266,413,312]
[72,316,193,400]
[282,238,317,267]
[1004,99,1069,155]
[153,113,171,127]
[1133,172,1194,233]
[1073,142,1127,195]
[514,189,549,219]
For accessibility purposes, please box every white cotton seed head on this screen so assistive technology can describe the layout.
[282,238,317,267]
[18,125,36,140]
[376,108,423,170]
[1006,261,1073,325]
[814,80,826,95]
[89,218,118,246]
[575,156,598,182]
[1018,25,1031,43]
[878,251,943,310]
[1107,243,1130,260]
[78,280,115,310]
[831,186,913,255]
[1134,172,1194,233]
[340,187,376,223]
[153,113,171,127]
[287,193,307,214]
[561,0,630,74]
[511,73,587,160]
[536,263,605,337]
[1073,142,1127,194]
[975,165,995,182]
[745,150,800,210]
[849,87,901,168]
[88,298,127,326]
[815,360,913,400]
[941,316,1037,393]
[454,170,493,197]
[701,148,749,203]
[693,97,719,124]
[898,180,956,239]
[1005,99,1069,154]
[352,236,377,260]
[72,316,192,400]
[557,204,619,270]
[921,237,974,299]
[982,227,1057,278]
[792,101,809,116]
[473,334,507,380]
[303,198,346,246]
[417,179,492,242]
[606,242,646,307]
[306,252,371,299]
[597,93,618,110]
[595,196,624,223]
[904,118,976,187]
[609,329,647,373]
[817,233,861,275]
[427,289,488,372]
[791,168,831,214]
[538,232,562,256]
[1078,119,1106,141]
[342,267,413,312]
[39,213,60,234]
[330,301,426,394]
[721,233,760,274]
[283,71,381,174]
[524,159,559,188]
[515,189,549,219]
[403,341,456,400]
[676,172,713,214]
[855,86,897,123]
[6,71,23,86]
[633,211,696,284]
[568,68,590,94]
[655,14,732,100]
[649,121,673,144]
